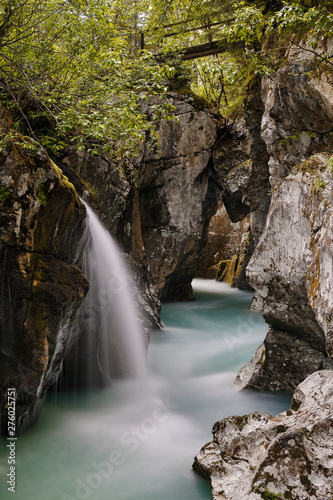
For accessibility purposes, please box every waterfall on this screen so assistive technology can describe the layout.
[80,201,148,384]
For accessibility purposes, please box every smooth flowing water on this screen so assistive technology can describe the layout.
[1,280,291,500]
[78,201,147,382]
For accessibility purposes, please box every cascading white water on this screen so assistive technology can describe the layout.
[81,201,148,383]
[7,280,292,500]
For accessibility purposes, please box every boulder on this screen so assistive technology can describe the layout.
[194,370,333,500]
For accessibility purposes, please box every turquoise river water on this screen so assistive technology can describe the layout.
[1,280,291,500]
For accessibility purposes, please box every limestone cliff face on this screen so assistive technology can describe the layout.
[212,78,271,289]
[234,43,333,392]
[194,370,333,500]
[261,40,333,187]
[212,42,333,293]
[0,127,88,434]
[139,93,218,301]
[195,42,333,500]
[236,154,333,391]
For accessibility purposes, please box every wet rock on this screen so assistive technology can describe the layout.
[193,370,333,500]
[196,202,250,279]
[261,41,333,187]
[139,95,219,301]
[0,133,88,434]
[235,328,333,392]
[63,94,219,307]
[241,154,333,391]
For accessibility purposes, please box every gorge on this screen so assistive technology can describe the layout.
[1,1,333,499]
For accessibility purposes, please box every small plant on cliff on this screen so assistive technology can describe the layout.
[37,184,48,207]
[261,490,281,500]
[254,488,282,500]
[0,187,10,200]
[312,178,326,193]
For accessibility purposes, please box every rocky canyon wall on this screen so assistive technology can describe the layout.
[0,110,88,433]
[0,93,220,432]
[194,41,333,499]
[236,41,333,392]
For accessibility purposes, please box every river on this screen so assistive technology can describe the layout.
[0,280,291,500]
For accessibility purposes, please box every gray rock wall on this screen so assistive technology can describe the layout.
[194,42,333,500]
[63,93,219,305]
[235,41,333,391]
[139,94,219,301]
[236,155,333,391]
[0,130,88,434]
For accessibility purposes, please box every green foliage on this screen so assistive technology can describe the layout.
[259,489,282,500]
[148,0,333,114]
[312,177,326,193]
[0,187,10,200]
[0,130,39,154]
[190,53,248,115]
[1,0,332,154]
[0,0,177,159]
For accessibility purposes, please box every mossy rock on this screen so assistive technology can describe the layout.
[216,260,230,281]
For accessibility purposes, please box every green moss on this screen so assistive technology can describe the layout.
[50,160,76,192]
[216,260,229,281]
[0,187,10,200]
[37,183,48,206]
[280,131,301,146]
[293,154,327,175]
[312,178,326,193]
[305,131,318,139]
[254,488,281,500]
[290,398,301,412]
[83,180,97,196]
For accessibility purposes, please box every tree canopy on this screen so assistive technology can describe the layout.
[0,0,332,158]
[0,0,175,157]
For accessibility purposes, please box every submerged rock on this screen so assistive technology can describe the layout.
[193,370,333,500]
